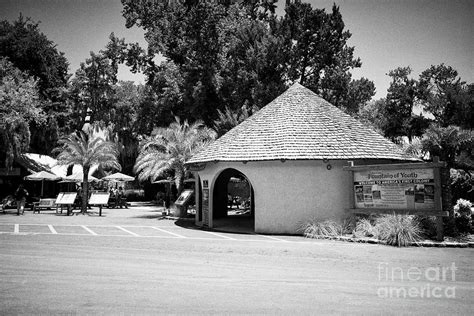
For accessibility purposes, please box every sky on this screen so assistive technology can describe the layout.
[0,0,472,99]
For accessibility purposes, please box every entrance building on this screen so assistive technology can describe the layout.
[187,83,418,234]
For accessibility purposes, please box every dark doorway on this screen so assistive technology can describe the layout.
[212,168,254,232]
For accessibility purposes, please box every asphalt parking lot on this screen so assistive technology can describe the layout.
[1,204,473,315]
[0,222,294,242]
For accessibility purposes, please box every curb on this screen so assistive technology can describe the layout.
[304,235,473,248]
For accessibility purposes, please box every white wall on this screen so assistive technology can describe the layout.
[196,160,354,234]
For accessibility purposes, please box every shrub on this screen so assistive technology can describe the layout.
[454,199,473,217]
[124,189,146,201]
[300,219,344,238]
[353,218,378,238]
[451,170,474,204]
[374,214,422,247]
[414,216,438,239]
[443,216,459,237]
[453,199,473,234]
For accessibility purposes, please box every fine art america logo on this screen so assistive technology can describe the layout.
[377,262,456,299]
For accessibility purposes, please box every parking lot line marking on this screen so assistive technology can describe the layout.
[81,225,97,236]
[201,231,237,240]
[257,234,289,242]
[151,226,186,238]
[14,224,19,234]
[116,226,140,237]
[48,225,58,234]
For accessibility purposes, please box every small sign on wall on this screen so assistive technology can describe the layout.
[202,188,209,226]
[175,189,194,206]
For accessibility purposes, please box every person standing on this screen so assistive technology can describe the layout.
[15,184,29,215]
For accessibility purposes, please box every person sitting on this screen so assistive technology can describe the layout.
[108,188,116,208]
[117,187,127,208]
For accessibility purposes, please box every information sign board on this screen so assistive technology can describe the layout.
[89,192,110,205]
[353,168,436,210]
[56,192,77,205]
[344,162,446,216]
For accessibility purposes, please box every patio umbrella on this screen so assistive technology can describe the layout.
[152,179,174,185]
[102,172,135,182]
[25,171,61,197]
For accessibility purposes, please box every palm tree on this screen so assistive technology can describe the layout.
[54,130,120,214]
[134,117,216,211]
[213,105,256,137]
[421,124,474,216]
[421,125,473,169]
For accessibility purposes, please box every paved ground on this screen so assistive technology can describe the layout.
[1,204,473,314]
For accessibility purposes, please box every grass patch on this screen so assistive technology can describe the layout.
[374,214,422,247]
[353,218,377,238]
[300,219,352,238]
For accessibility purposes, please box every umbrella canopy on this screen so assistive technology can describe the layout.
[62,172,100,183]
[102,172,135,182]
[25,170,61,181]
[152,179,174,184]
[24,171,61,197]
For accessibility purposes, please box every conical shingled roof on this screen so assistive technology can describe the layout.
[188,83,418,164]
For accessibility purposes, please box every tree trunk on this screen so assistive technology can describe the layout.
[82,166,89,215]
[440,166,453,217]
[175,171,186,218]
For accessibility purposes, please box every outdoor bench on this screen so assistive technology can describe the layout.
[32,198,57,213]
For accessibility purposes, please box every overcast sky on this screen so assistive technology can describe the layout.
[1,0,472,99]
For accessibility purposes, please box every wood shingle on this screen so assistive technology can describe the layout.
[188,83,418,164]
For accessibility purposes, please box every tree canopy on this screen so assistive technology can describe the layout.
[119,0,374,125]
[0,15,71,155]
[0,57,44,168]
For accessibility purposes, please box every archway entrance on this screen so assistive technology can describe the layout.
[212,168,254,232]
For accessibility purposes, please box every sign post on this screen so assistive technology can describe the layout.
[344,161,447,240]
[88,192,110,216]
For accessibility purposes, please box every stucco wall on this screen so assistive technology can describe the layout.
[197,160,357,234]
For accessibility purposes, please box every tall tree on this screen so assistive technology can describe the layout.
[380,67,431,141]
[217,5,287,112]
[120,1,373,126]
[69,51,118,128]
[54,129,120,214]
[278,3,372,111]
[418,64,472,128]
[0,16,71,154]
[0,15,69,100]
[384,67,417,141]
[0,57,45,168]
